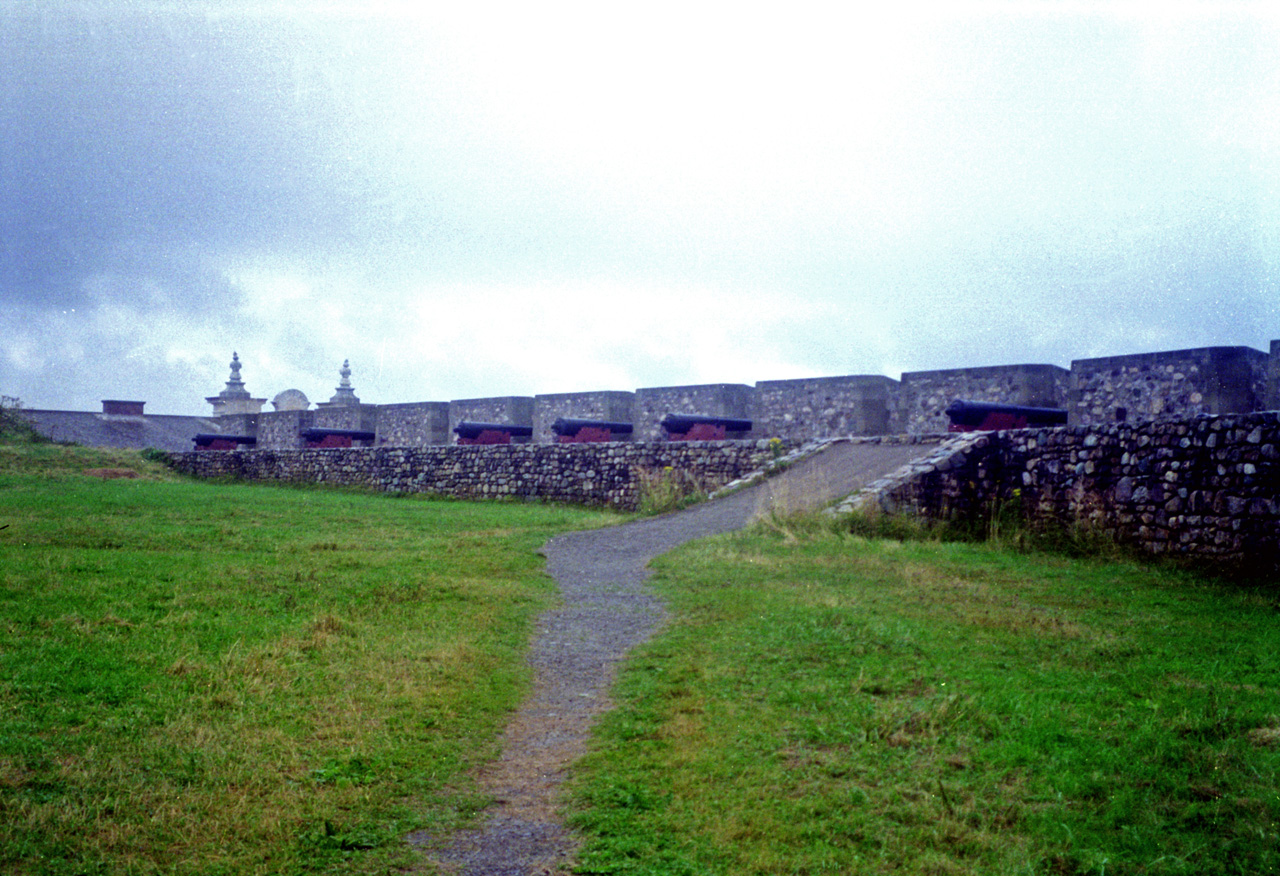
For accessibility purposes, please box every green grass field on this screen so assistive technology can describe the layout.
[565,520,1280,875]
[0,444,614,875]
[4,437,1278,876]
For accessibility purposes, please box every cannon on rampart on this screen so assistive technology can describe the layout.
[551,417,634,443]
[453,421,535,445]
[945,400,1067,432]
[660,413,753,441]
[302,427,377,448]
[193,433,257,450]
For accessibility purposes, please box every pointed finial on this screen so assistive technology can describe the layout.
[208,349,259,413]
[223,351,246,394]
[325,359,360,406]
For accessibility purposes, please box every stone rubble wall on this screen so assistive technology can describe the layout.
[751,375,897,442]
[374,402,450,446]
[216,412,258,440]
[168,440,781,511]
[257,410,309,450]
[532,391,636,444]
[312,402,378,432]
[28,343,1280,452]
[1070,346,1271,427]
[839,412,1280,574]
[632,384,754,442]
[447,396,535,443]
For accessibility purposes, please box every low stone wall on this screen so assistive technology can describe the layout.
[845,412,1280,575]
[168,440,781,510]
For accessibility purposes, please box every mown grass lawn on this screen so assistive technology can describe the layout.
[0,444,615,875]
[566,520,1280,875]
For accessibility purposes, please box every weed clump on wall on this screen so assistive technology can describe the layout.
[634,465,708,515]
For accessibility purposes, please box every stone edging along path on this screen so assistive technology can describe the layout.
[412,440,930,875]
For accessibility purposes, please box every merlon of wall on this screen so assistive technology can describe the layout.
[751,375,897,442]
[1070,346,1271,427]
[375,402,450,446]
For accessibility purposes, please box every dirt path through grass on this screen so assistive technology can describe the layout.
[420,441,928,875]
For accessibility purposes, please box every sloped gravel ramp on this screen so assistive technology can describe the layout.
[417,440,927,875]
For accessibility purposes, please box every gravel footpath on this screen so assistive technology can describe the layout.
[414,441,925,875]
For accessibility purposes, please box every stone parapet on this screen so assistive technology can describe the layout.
[257,409,310,450]
[751,375,897,440]
[533,391,635,444]
[896,364,1069,434]
[633,384,754,442]
[169,440,779,511]
[449,396,534,443]
[312,402,377,433]
[1069,346,1271,426]
[194,343,1276,452]
[375,402,450,446]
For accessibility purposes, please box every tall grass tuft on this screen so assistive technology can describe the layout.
[635,465,708,515]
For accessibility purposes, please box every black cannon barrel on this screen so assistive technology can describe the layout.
[660,413,753,433]
[452,421,535,439]
[551,417,634,436]
[193,433,257,447]
[301,428,377,441]
[944,399,1067,429]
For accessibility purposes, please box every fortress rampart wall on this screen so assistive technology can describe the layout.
[20,341,1280,452]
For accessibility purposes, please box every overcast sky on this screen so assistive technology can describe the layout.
[2,2,1277,414]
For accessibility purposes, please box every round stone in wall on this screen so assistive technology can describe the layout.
[272,389,311,411]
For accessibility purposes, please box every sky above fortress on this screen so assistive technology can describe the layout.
[2,1,1278,414]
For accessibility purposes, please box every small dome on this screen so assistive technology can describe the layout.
[272,389,311,412]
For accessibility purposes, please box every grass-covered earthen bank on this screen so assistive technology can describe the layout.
[0,442,614,875]
[565,516,1280,875]
[3,437,1277,875]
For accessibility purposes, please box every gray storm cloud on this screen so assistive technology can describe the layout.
[2,4,1276,414]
